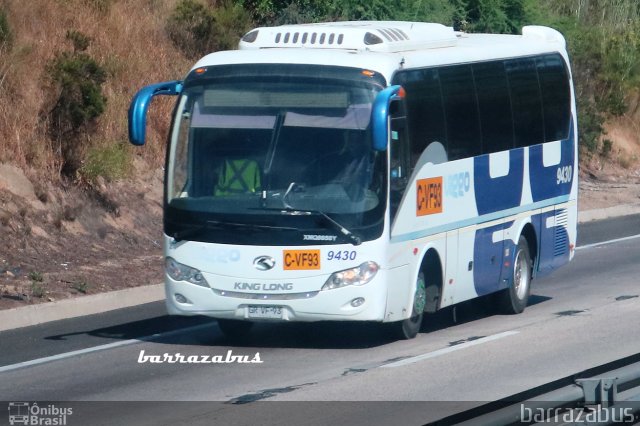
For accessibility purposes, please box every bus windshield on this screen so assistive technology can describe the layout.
[165,66,387,245]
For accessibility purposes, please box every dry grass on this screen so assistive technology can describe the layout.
[0,0,191,180]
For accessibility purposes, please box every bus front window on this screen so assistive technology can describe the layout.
[165,70,387,245]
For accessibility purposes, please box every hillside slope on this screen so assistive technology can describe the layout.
[0,0,192,308]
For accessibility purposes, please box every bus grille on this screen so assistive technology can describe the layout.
[211,288,319,300]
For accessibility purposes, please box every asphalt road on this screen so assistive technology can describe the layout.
[1,215,640,425]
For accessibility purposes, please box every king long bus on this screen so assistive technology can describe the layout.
[128,21,577,339]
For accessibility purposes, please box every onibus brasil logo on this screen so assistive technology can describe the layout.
[7,402,72,425]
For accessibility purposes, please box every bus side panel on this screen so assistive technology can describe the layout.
[471,149,525,297]
[500,219,525,286]
[472,221,506,296]
[385,238,447,320]
[473,149,524,215]
[384,255,413,323]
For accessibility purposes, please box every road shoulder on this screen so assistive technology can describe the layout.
[0,283,163,332]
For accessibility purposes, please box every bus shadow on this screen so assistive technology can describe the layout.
[44,315,214,342]
[420,293,552,333]
[179,293,552,349]
[42,315,396,349]
[42,294,552,350]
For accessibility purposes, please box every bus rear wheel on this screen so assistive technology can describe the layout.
[217,319,253,338]
[498,235,532,314]
[390,272,426,339]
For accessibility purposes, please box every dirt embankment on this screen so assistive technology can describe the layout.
[579,109,640,211]
[0,160,164,310]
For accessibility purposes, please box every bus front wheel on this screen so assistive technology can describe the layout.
[498,235,532,314]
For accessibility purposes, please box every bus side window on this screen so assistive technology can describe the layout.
[473,61,515,154]
[537,54,571,142]
[506,58,544,147]
[439,64,482,160]
[394,69,448,170]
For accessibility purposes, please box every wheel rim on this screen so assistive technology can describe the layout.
[513,249,529,300]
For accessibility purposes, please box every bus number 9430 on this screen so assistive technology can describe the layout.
[557,165,572,185]
[327,250,357,261]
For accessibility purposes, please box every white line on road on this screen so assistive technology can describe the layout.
[0,323,214,374]
[381,330,519,368]
[577,233,640,251]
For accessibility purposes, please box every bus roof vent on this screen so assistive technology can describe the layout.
[239,21,457,52]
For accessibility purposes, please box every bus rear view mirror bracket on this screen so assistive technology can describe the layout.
[128,80,183,146]
[372,85,405,152]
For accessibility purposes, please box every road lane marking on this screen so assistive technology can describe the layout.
[576,233,640,251]
[0,323,213,374]
[381,330,519,368]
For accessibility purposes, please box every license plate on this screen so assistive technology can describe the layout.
[248,305,283,319]
[283,250,321,270]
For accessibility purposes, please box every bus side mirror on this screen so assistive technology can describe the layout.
[128,80,183,146]
[371,85,405,152]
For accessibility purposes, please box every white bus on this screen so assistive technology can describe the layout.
[129,21,577,339]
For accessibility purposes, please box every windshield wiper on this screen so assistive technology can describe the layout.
[171,220,297,242]
[312,209,362,246]
[250,206,362,246]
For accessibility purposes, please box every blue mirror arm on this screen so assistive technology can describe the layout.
[128,80,183,146]
[371,85,404,151]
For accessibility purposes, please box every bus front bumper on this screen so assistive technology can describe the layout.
[164,275,388,322]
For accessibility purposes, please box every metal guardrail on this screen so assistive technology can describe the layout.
[432,356,640,425]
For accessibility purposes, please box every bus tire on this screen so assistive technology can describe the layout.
[498,235,532,314]
[217,319,253,338]
[390,272,426,339]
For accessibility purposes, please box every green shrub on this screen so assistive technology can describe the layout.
[167,0,253,58]
[71,280,89,294]
[48,52,106,130]
[0,8,12,47]
[31,282,46,298]
[576,99,604,153]
[84,0,114,14]
[81,143,131,182]
[166,0,217,59]
[401,0,463,25]
[29,271,44,282]
[66,29,92,52]
[213,2,253,50]
[601,139,613,157]
[328,0,394,21]
[46,31,107,176]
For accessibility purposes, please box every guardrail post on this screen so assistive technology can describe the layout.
[575,378,618,408]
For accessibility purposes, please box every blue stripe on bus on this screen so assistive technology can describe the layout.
[390,195,571,243]
[473,148,524,215]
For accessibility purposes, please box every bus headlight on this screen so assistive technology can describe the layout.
[165,257,209,287]
[322,261,379,291]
